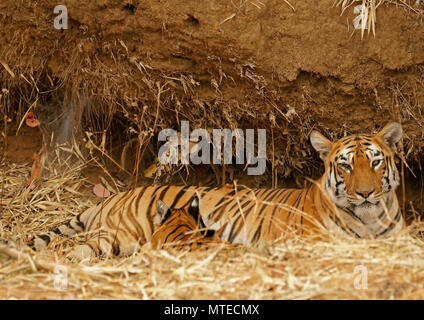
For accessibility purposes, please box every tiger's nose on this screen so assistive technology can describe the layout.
[356,189,374,199]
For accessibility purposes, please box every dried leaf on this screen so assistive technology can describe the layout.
[93,183,111,198]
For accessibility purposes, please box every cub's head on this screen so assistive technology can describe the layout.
[152,195,216,249]
[310,122,402,218]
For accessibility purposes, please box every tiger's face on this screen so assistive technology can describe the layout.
[310,123,402,220]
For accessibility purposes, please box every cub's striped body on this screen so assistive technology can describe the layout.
[32,123,404,259]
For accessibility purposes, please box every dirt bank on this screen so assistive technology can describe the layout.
[0,0,423,184]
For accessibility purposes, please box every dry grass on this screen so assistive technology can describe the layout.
[336,0,424,37]
[1,161,424,300]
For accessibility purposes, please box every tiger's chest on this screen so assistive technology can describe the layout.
[323,192,404,239]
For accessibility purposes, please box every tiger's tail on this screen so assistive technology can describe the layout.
[30,216,84,251]
[29,206,94,251]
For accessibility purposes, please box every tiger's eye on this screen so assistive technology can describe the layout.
[372,160,381,168]
[339,163,352,172]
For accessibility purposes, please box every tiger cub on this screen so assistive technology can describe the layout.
[150,195,223,250]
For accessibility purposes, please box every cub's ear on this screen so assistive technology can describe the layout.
[188,195,199,218]
[188,194,208,228]
[310,130,332,161]
[155,200,170,224]
[376,122,402,149]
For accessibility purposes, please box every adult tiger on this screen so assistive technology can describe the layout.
[31,122,404,259]
[149,195,223,250]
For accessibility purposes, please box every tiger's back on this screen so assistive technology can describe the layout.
[33,184,321,257]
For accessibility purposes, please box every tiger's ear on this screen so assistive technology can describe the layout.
[310,130,332,161]
[188,195,207,229]
[376,122,402,149]
[188,195,199,218]
[155,200,170,224]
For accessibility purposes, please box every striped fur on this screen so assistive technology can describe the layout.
[32,122,404,259]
